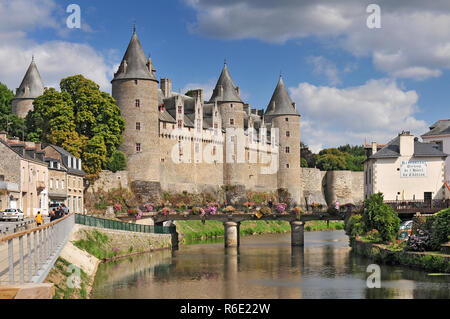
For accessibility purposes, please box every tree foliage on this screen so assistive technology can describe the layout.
[315,148,348,171]
[105,150,127,172]
[26,75,126,180]
[0,81,26,139]
[362,193,401,242]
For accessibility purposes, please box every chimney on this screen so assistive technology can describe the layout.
[0,131,7,141]
[371,142,378,155]
[34,142,42,151]
[399,131,414,157]
[161,78,172,98]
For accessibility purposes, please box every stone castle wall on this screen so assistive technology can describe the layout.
[88,166,364,207]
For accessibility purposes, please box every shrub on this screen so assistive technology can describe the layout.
[430,208,450,250]
[362,193,401,243]
[344,214,364,240]
[105,150,127,172]
[407,229,432,252]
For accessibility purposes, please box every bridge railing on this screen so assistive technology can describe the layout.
[74,214,175,235]
[0,214,74,286]
[385,200,448,213]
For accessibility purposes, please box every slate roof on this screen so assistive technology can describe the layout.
[43,144,86,176]
[422,119,450,137]
[14,59,44,99]
[159,109,176,123]
[369,135,447,159]
[209,63,242,103]
[113,30,157,82]
[264,76,299,119]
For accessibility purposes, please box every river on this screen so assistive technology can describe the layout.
[91,230,450,299]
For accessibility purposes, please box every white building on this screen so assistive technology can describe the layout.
[364,131,447,203]
[421,119,450,199]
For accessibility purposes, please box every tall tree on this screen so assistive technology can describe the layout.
[26,75,126,180]
[315,148,348,171]
[0,81,25,139]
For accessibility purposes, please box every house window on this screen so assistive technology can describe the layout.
[136,122,141,131]
[286,131,290,137]
[285,147,290,154]
[50,179,53,189]
[56,179,59,190]
[230,119,234,125]
[136,143,141,153]
[62,180,65,190]
[135,99,140,107]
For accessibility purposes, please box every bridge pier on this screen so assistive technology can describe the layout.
[290,221,304,247]
[224,222,240,248]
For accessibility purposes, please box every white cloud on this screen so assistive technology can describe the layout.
[290,79,429,150]
[308,56,355,86]
[185,0,450,81]
[0,0,114,93]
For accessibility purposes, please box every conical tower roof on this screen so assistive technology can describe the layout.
[264,76,299,118]
[209,63,242,103]
[14,58,44,99]
[113,29,157,82]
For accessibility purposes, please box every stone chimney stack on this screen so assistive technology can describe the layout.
[161,78,172,98]
[371,142,378,155]
[189,89,204,103]
[399,131,414,157]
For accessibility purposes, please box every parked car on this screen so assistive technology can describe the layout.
[49,203,69,215]
[398,220,413,241]
[0,208,25,221]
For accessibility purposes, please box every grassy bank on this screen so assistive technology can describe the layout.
[73,229,121,260]
[353,239,450,273]
[176,220,344,242]
[45,257,91,299]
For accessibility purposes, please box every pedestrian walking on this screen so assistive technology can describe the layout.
[35,211,43,227]
[50,209,56,222]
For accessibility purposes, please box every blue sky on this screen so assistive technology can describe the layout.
[1,0,449,151]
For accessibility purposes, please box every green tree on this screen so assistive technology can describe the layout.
[0,81,26,139]
[362,193,401,243]
[315,148,347,171]
[345,155,366,171]
[300,157,308,168]
[300,142,316,168]
[105,150,127,172]
[26,75,126,180]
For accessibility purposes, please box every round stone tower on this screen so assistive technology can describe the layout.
[12,57,44,119]
[111,29,161,202]
[265,76,302,205]
[209,63,246,187]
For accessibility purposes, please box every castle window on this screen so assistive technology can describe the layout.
[230,119,234,125]
[213,146,217,156]
[285,146,290,154]
[195,143,199,153]
[178,106,182,114]
[163,122,167,129]
[178,120,182,129]
[286,131,290,137]
[286,164,290,169]
[136,122,141,131]
[285,118,289,122]
[135,99,140,107]
[136,143,141,153]
[134,80,138,85]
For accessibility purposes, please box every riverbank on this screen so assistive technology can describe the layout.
[44,225,173,299]
[176,220,344,242]
[352,239,450,273]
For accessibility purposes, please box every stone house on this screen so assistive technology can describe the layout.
[42,144,86,214]
[421,119,450,199]
[365,131,447,202]
[0,132,49,216]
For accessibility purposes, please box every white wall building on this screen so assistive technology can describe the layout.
[421,119,450,199]
[364,131,447,202]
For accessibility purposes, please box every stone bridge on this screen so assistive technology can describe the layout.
[117,211,348,248]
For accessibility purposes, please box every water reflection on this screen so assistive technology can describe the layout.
[91,231,450,299]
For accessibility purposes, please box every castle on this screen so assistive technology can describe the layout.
[12,29,304,205]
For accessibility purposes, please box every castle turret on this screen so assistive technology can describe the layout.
[210,62,246,186]
[111,28,161,201]
[12,57,44,118]
[265,75,301,204]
